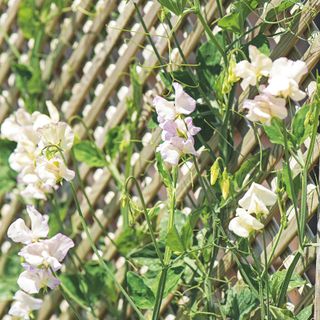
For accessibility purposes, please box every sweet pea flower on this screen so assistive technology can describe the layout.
[18,266,60,294]
[239,182,277,215]
[157,137,198,166]
[8,290,42,320]
[1,109,33,142]
[7,206,49,245]
[235,45,272,90]
[161,117,201,141]
[228,208,264,238]
[20,182,50,201]
[37,122,74,152]
[243,93,287,125]
[35,155,75,187]
[264,57,308,101]
[153,82,196,123]
[19,233,74,271]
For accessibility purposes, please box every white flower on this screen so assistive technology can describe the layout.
[20,182,50,201]
[18,266,60,294]
[243,93,287,125]
[8,145,37,173]
[264,57,308,101]
[35,155,75,187]
[238,182,277,215]
[8,290,42,320]
[153,82,196,123]
[1,109,32,142]
[228,208,264,238]
[19,233,74,271]
[37,122,74,152]
[235,45,272,90]
[7,206,49,245]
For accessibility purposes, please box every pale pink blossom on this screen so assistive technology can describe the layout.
[243,93,287,125]
[19,233,74,271]
[228,208,264,238]
[264,57,308,100]
[153,82,196,122]
[18,266,60,294]
[7,206,49,245]
[235,45,272,90]
[156,137,197,166]
[161,117,201,141]
[8,290,42,320]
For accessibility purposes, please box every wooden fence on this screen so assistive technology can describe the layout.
[0,0,320,319]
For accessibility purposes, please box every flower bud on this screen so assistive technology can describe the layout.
[210,159,220,186]
[220,168,230,200]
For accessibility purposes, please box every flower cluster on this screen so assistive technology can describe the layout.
[1,102,75,200]
[7,206,74,319]
[153,83,201,166]
[235,45,308,125]
[229,182,277,237]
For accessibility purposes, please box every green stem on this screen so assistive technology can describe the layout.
[194,0,226,64]
[133,3,169,78]
[282,123,302,246]
[70,182,145,319]
[262,232,270,320]
[125,176,164,266]
[152,167,177,320]
[300,101,320,242]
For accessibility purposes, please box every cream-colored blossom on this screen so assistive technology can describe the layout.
[235,45,272,90]
[243,93,287,125]
[228,208,264,238]
[239,182,277,215]
[264,57,308,101]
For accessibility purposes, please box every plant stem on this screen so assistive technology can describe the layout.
[194,0,226,64]
[282,123,302,246]
[126,176,164,266]
[70,182,145,320]
[152,167,177,320]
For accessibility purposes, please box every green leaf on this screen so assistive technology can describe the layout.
[129,242,165,268]
[263,118,286,146]
[115,227,146,256]
[270,269,305,305]
[166,225,184,252]
[157,0,187,15]
[155,152,172,188]
[234,149,270,190]
[144,265,184,298]
[247,34,270,56]
[196,36,223,92]
[291,104,313,146]
[84,261,117,304]
[281,164,301,202]
[270,306,294,319]
[18,0,40,39]
[126,271,155,309]
[295,305,313,320]
[104,125,127,159]
[73,140,106,167]
[218,0,260,33]
[222,283,259,319]
[264,0,297,23]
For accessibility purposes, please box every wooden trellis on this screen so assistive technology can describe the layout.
[0,0,320,319]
